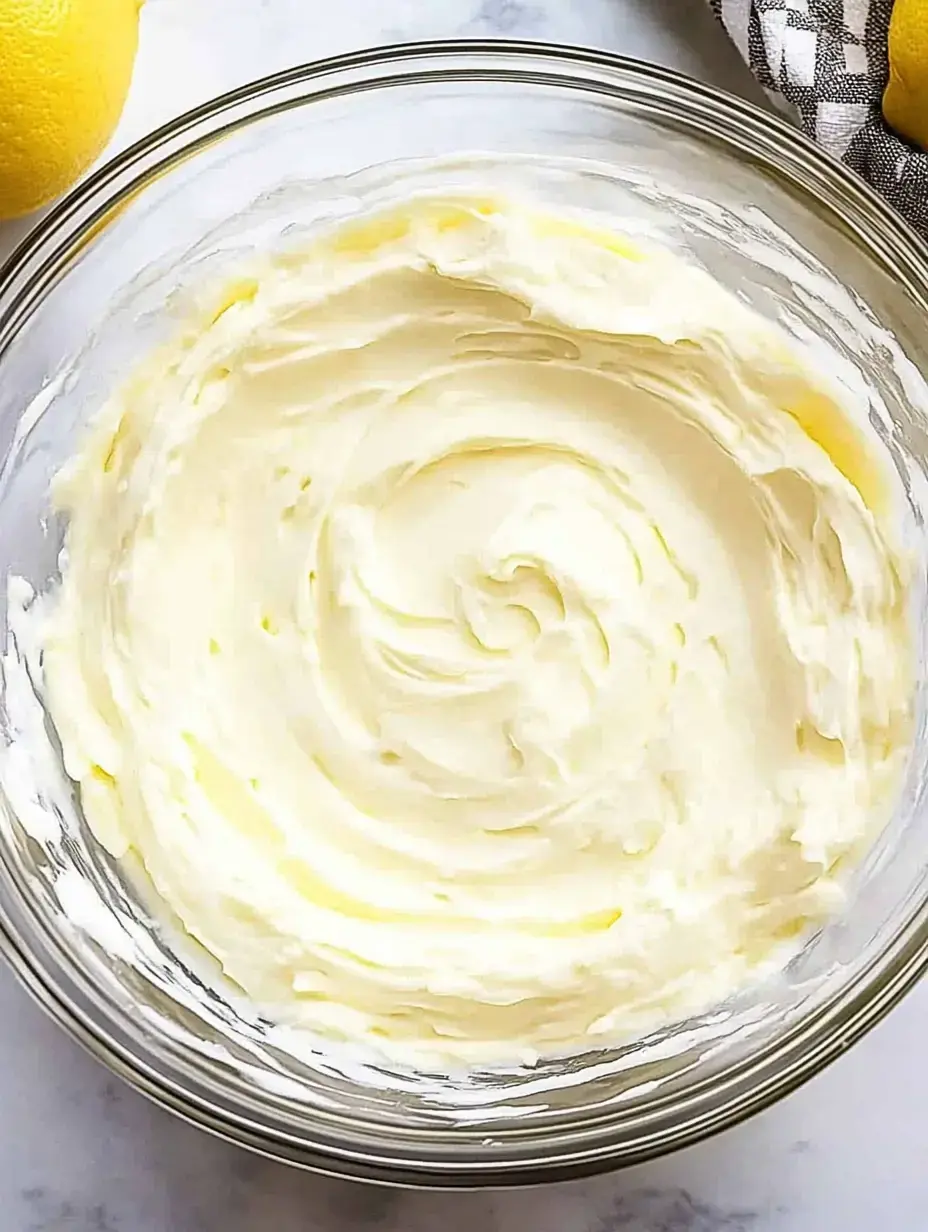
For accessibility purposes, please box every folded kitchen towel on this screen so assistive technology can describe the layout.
[710,0,928,238]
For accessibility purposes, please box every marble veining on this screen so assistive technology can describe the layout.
[0,2,925,1231]
[467,0,547,36]
[21,1188,121,1232]
[591,1189,760,1232]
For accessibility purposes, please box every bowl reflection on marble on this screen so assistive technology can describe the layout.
[0,42,927,1186]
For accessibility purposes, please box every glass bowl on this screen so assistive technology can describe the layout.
[0,41,927,1187]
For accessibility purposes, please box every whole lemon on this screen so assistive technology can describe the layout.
[0,0,141,220]
[884,0,928,151]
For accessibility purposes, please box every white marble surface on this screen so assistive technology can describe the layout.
[0,2,925,1229]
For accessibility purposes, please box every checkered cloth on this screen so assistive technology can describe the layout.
[710,0,928,237]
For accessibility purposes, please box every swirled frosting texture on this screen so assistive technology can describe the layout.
[43,197,912,1065]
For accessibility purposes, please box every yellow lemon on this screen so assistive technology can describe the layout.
[0,0,141,220]
[884,0,928,151]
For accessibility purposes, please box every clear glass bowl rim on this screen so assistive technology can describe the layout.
[0,39,927,1187]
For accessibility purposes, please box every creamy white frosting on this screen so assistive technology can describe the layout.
[41,196,912,1066]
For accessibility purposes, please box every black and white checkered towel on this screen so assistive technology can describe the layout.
[711,0,928,237]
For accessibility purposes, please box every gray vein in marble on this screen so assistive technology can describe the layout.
[592,1188,760,1232]
[21,1187,120,1232]
[466,0,546,36]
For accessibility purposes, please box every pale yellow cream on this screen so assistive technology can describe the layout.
[41,197,912,1066]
